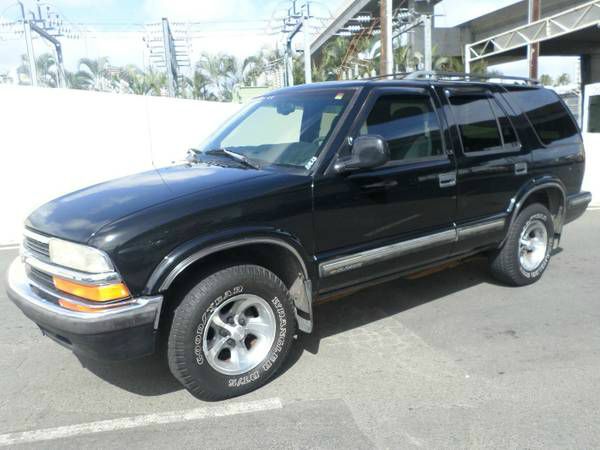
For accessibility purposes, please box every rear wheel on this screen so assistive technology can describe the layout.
[167,265,296,400]
[490,203,554,286]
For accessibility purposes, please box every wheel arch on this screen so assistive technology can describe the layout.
[505,178,567,244]
[145,231,315,333]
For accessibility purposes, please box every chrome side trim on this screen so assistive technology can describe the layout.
[24,254,121,286]
[457,218,505,240]
[23,229,51,244]
[319,229,457,278]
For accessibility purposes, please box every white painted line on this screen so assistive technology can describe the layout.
[0,246,19,251]
[0,397,283,447]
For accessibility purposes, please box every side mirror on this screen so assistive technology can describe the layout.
[334,135,390,173]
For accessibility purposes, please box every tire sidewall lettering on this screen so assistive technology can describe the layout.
[227,295,288,388]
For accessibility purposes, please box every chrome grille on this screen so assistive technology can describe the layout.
[27,265,54,289]
[23,232,50,260]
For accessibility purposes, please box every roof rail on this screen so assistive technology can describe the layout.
[367,70,540,86]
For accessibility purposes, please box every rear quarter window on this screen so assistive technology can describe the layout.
[505,87,580,146]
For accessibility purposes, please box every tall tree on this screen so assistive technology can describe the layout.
[76,57,113,91]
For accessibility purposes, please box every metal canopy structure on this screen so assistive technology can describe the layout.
[466,0,600,70]
[310,0,372,55]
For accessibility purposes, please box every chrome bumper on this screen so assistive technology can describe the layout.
[6,258,163,360]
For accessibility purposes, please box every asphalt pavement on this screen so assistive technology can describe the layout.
[1,209,599,449]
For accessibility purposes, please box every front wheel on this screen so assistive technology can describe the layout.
[167,265,296,400]
[490,203,555,286]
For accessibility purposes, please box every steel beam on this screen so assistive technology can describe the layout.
[466,0,600,63]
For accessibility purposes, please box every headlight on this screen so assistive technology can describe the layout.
[48,239,114,273]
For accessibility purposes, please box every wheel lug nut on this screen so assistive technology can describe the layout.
[227,338,236,347]
[238,317,246,326]
[219,329,229,337]
[227,316,234,325]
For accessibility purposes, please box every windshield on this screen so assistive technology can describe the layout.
[198,89,354,170]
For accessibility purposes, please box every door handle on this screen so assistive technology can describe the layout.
[514,162,528,175]
[438,172,456,188]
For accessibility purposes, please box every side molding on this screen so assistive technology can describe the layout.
[319,217,507,279]
[319,229,457,278]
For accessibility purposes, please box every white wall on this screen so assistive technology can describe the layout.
[582,83,600,206]
[0,86,241,245]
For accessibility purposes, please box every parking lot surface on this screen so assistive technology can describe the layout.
[1,210,600,449]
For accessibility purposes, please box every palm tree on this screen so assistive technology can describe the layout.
[15,53,60,87]
[540,74,553,86]
[76,57,113,91]
[195,53,240,101]
[556,73,571,86]
[116,65,148,95]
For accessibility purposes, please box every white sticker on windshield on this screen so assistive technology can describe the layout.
[305,156,318,170]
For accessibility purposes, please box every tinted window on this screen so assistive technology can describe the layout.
[204,90,352,169]
[490,99,519,147]
[359,94,444,161]
[507,87,579,145]
[587,95,600,133]
[449,95,502,153]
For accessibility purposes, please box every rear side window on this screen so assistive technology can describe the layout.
[506,87,579,145]
[449,95,503,153]
[490,99,519,147]
[359,94,444,161]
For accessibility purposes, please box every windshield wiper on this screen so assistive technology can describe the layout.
[203,148,260,170]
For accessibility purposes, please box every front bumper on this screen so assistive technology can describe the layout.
[6,258,163,361]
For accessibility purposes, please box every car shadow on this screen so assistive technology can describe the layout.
[276,256,496,377]
[78,256,498,396]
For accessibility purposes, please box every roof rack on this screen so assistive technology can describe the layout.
[367,70,540,86]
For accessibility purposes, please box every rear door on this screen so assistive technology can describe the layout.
[441,86,532,253]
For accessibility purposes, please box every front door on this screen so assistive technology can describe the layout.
[313,87,457,293]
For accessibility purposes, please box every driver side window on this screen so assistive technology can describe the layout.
[359,94,444,162]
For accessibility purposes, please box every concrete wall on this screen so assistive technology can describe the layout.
[0,86,241,245]
[583,82,600,205]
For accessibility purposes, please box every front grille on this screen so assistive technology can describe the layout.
[28,266,54,289]
[24,234,50,260]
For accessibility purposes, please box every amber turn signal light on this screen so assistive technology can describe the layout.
[53,277,130,302]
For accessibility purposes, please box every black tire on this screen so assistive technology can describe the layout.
[490,203,555,286]
[167,265,296,401]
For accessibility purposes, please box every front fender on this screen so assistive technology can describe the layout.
[143,226,315,295]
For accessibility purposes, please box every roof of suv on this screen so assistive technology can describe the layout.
[268,72,542,96]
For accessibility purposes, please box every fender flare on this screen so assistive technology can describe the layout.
[144,228,315,333]
[504,177,567,244]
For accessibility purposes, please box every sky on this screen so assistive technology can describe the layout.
[0,0,579,81]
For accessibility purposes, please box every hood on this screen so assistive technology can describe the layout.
[26,163,268,243]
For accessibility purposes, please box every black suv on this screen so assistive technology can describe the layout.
[6,72,592,400]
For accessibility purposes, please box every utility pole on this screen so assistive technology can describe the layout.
[23,21,38,86]
[162,18,177,97]
[30,22,66,87]
[423,14,432,71]
[19,2,38,86]
[380,0,393,76]
[528,0,541,79]
[303,8,312,84]
[18,0,72,88]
